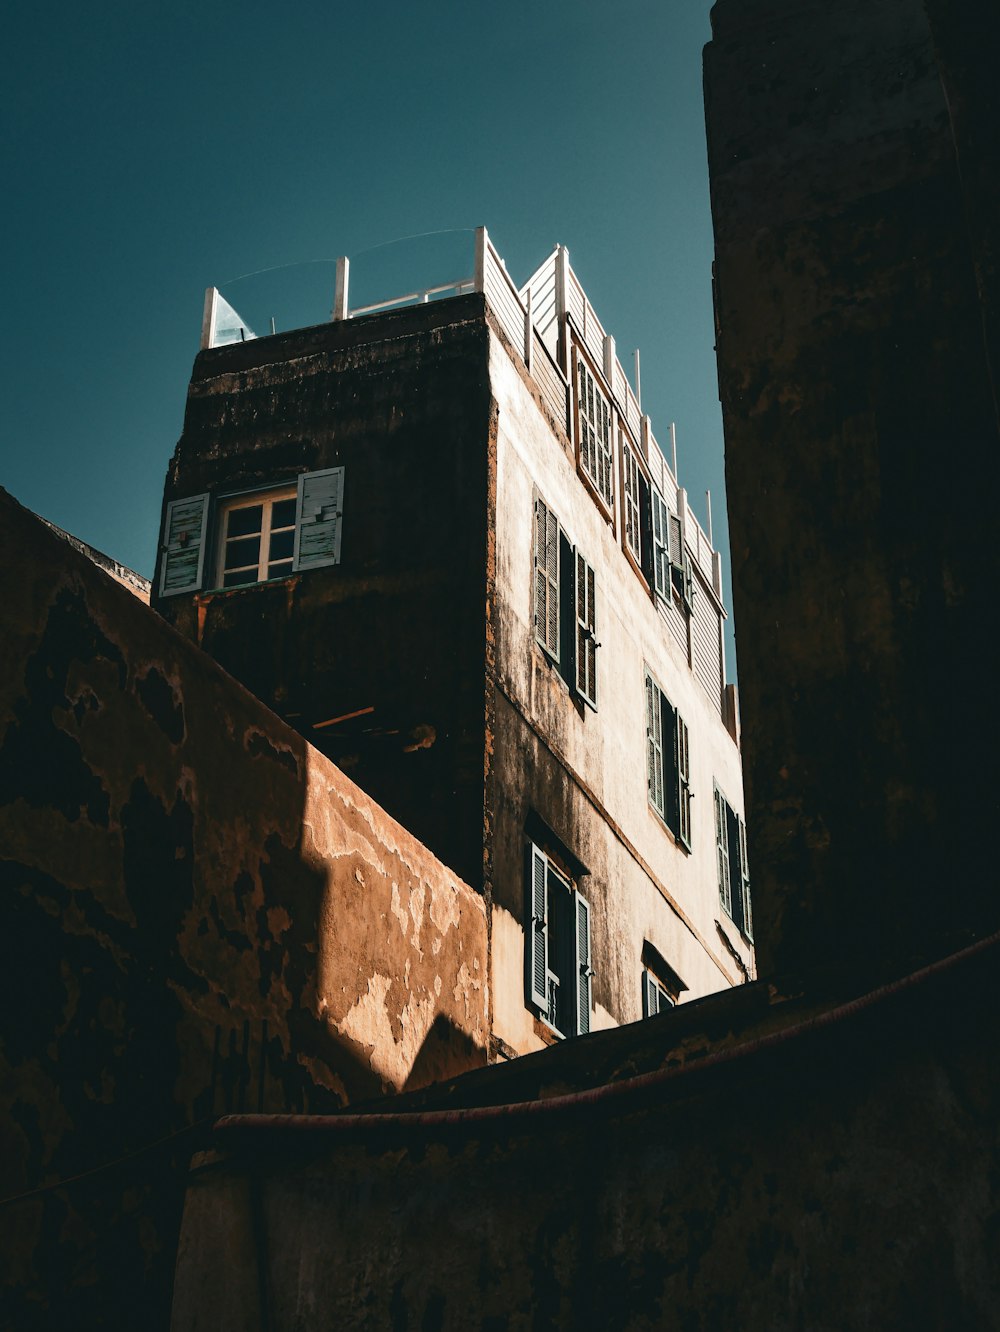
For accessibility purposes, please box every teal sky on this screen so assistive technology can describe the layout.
[3,1,736,679]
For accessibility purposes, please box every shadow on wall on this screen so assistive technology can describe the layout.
[0,489,487,1331]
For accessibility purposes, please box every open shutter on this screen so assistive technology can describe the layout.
[651,487,669,599]
[533,496,560,658]
[645,673,664,816]
[642,971,659,1018]
[575,892,592,1035]
[715,786,733,915]
[293,467,344,571]
[739,817,753,941]
[159,493,209,597]
[575,552,597,709]
[528,844,549,1010]
[676,712,692,850]
[682,554,696,614]
[667,512,683,569]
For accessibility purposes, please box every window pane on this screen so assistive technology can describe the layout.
[268,528,294,561]
[223,568,257,587]
[224,535,261,570]
[227,505,263,538]
[271,498,297,529]
[267,559,294,580]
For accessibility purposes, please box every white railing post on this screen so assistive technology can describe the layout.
[634,349,642,411]
[641,413,651,463]
[201,287,219,350]
[705,489,713,546]
[555,245,570,375]
[669,421,678,479]
[333,257,350,321]
[603,333,616,386]
[474,226,488,294]
[524,285,533,373]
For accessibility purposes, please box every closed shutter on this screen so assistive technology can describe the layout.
[645,673,664,816]
[642,970,659,1018]
[159,493,210,597]
[651,487,669,599]
[623,439,641,562]
[528,844,549,1010]
[668,512,683,569]
[715,785,732,916]
[575,552,597,709]
[676,712,692,850]
[575,892,592,1036]
[533,496,560,658]
[293,467,344,571]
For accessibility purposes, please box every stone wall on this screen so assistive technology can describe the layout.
[0,488,487,1329]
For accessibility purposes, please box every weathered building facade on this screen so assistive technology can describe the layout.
[152,231,752,1056]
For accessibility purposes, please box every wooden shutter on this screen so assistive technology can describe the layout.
[575,892,592,1036]
[642,970,659,1018]
[159,493,210,597]
[739,817,753,941]
[645,673,664,816]
[293,467,344,571]
[528,844,549,1010]
[715,786,733,915]
[575,552,597,709]
[682,554,696,614]
[668,512,683,568]
[651,488,669,599]
[676,712,692,850]
[534,496,560,658]
[623,439,641,562]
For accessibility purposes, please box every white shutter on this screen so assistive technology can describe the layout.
[575,552,598,709]
[739,817,753,940]
[642,971,659,1018]
[293,467,344,571]
[715,785,733,915]
[528,845,549,1010]
[676,712,692,850]
[575,892,592,1036]
[533,496,560,659]
[646,673,664,817]
[159,493,210,597]
[668,512,683,569]
[651,487,669,599]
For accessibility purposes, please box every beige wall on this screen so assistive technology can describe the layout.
[486,333,750,1053]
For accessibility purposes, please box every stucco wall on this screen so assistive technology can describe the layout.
[705,0,1000,981]
[486,327,750,1054]
[0,488,487,1329]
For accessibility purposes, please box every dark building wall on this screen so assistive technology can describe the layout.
[704,0,1000,982]
[153,296,493,891]
[170,935,1000,1331]
[0,489,488,1330]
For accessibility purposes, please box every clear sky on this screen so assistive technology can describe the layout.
[3,0,737,679]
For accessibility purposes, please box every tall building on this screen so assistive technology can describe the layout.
[152,229,752,1054]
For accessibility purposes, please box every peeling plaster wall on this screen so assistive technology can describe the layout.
[0,488,487,1329]
[705,0,1000,981]
[486,330,750,1054]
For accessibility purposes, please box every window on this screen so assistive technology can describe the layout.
[533,493,599,710]
[645,670,692,850]
[641,970,674,1017]
[576,355,614,511]
[158,467,345,597]
[527,843,593,1038]
[667,511,695,614]
[714,784,753,940]
[622,433,643,564]
[217,489,297,587]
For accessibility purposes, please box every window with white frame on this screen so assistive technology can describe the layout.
[641,970,674,1017]
[576,355,614,510]
[645,670,692,850]
[526,842,593,1038]
[714,783,753,940]
[158,467,345,597]
[640,944,685,1017]
[533,493,599,709]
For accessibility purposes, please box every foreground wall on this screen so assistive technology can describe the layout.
[0,489,487,1330]
[704,0,1000,981]
[171,934,1000,1331]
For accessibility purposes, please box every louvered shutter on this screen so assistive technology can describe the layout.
[623,441,641,561]
[651,488,669,598]
[676,713,692,850]
[575,892,592,1035]
[715,786,732,915]
[667,512,683,569]
[682,554,696,613]
[575,553,597,709]
[293,467,344,571]
[533,496,560,658]
[739,817,753,941]
[159,493,210,597]
[528,845,549,1010]
[645,674,664,816]
[642,970,659,1018]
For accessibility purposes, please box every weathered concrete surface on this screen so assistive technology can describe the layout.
[0,488,487,1329]
[171,935,1000,1331]
[705,0,1000,983]
[154,296,493,895]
